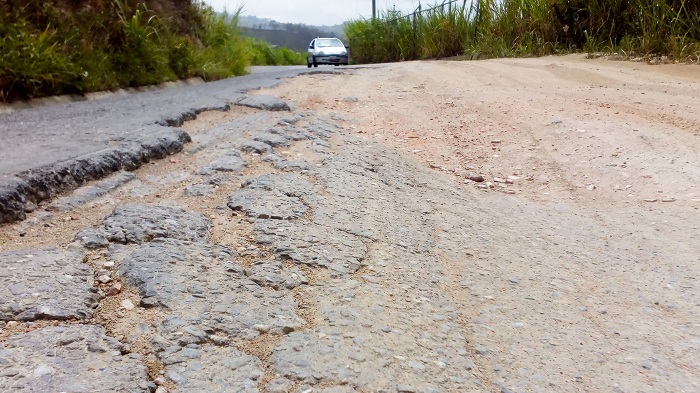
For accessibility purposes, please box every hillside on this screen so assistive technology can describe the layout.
[239,15,346,52]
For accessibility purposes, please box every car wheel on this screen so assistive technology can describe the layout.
[312,57,318,67]
[307,61,312,68]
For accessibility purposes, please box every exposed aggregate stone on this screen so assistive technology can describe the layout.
[240,140,272,154]
[261,153,311,172]
[0,248,98,321]
[246,261,308,290]
[199,150,247,173]
[235,95,291,112]
[253,132,290,147]
[109,238,303,335]
[0,325,151,392]
[162,344,263,392]
[228,189,308,220]
[102,204,211,245]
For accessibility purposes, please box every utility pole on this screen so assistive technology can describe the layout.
[372,0,376,19]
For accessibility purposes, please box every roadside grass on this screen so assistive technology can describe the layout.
[0,1,302,102]
[249,39,306,66]
[345,0,700,63]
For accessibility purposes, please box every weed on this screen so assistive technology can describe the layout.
[249,39,306,66]
[345,0,700,63]
[0,1,302,102]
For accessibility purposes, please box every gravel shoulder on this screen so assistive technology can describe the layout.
[1,56,698,393]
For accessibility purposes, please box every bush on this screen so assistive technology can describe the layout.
[345,0,700,64]
[0,0,257,102]
[0,12,83,100]
[249,39,306,66]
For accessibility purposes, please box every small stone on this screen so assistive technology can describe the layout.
[103,261,115,268]
[254,324,271,333]
[661,198,676,202]
[153,377,166,385]
[474,344,490,355]
[350,352,367,362]
[120,299,136,310]
[97,275,112,284]
[397,384,417,393]
[586,184,596,191]
[642,361,653,370]
[644,198,658,202]
[155,387,169,393]
[208,335,229,346]
[140,297,159,308]
[382,327,392,333]
[107,282,122,296]
[32,364,54,378]
[467,175,485,183]
[493,177,506,183]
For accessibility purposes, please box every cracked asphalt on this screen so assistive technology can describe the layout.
[1,57,699,393]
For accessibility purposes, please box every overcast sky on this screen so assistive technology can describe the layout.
[204,0,423,25]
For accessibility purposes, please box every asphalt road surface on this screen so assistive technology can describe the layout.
[1,57,699,393]
[0,66,311,175]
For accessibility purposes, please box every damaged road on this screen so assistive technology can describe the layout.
[1,57,699,393]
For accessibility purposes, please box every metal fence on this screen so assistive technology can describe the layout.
[387,0,465,23]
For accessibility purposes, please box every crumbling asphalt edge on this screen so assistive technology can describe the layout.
[0,105,231,224]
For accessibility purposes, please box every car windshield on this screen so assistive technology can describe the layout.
[316,39,344,48]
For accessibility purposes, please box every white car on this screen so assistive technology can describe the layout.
[307,38,349,67]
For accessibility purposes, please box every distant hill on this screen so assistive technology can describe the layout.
[239,15,346,52]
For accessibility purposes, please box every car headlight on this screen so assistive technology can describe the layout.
[341,51,347,55]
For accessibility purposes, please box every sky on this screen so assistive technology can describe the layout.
[204,0,423,26]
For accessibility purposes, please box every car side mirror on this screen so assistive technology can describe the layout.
[345,45,350,49]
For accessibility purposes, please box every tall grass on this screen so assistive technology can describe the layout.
[345,0,700,63]
[248,39,306,66]
[195,8,249,80]
[0,0,302,102]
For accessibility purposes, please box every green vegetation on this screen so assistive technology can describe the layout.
[248,39,307,66]
[0,0,304,102]
[345,0,700,63]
